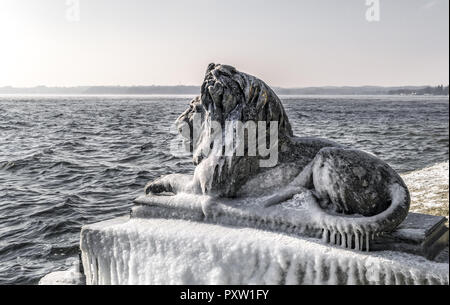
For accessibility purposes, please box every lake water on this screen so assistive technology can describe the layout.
[0,95,448,284]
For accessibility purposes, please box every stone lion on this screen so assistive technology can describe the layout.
[145,63,410,237]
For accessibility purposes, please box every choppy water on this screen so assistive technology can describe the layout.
[0,95,448,284]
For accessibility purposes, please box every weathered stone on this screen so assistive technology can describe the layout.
[311,147,408,217]
[143,63,411,246]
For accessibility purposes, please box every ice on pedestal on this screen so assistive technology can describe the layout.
[80,216,449,285]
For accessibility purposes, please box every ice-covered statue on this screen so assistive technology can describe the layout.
[137,63,411,251]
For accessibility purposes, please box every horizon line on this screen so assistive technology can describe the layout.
[1,84,449,89]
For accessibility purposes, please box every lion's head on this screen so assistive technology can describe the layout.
[175,63,294,196]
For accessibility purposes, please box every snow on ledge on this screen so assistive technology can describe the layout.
[401,161,449,218]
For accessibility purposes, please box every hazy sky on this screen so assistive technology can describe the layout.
[0,0,448,87]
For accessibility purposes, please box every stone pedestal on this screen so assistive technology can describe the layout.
[372,213,448,259]
[80,216,449,285]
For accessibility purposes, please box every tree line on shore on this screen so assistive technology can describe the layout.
[388,85,449,96]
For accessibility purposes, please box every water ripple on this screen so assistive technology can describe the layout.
[0,95,448,284]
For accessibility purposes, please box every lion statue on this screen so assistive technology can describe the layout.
[144,63,410,239]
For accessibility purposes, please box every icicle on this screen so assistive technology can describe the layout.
[355,231,360,251]
[322,229,329,243]
[341,232,346,248]
[365,233,370,252]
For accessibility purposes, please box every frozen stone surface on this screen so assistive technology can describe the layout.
[80,216,449,285]
[133,192,447,258]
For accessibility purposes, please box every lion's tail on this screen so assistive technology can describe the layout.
[308,182,410,251]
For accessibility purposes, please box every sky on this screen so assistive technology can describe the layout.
[0,0,448,87]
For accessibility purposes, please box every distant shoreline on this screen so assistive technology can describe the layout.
[0,85,448,96]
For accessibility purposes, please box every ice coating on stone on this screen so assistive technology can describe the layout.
[80,217,449,285]
[191,103,229,195]
[191,97,253,195]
